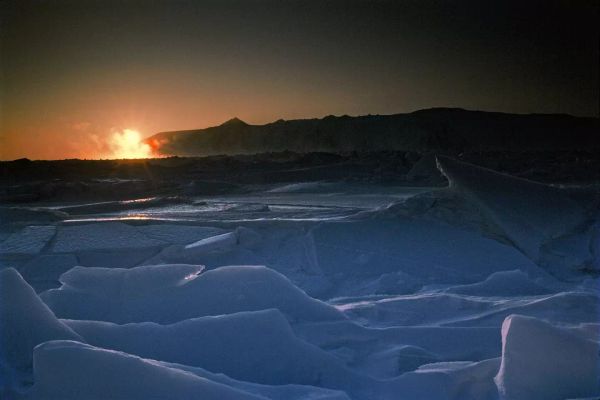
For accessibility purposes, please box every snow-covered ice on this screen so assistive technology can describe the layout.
[27,340,266,400]
[1,156,598,399]
[63,309,359,388]
[0,267,83,387]
[495,314,600,400]
[437,156,598,276]
[42,264,344,324]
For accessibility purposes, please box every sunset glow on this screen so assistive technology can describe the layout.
[1,2,598,398]
[1,1,597,161]
[108,129,153,159]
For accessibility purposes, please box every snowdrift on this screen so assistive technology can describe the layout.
[42,264,345,324]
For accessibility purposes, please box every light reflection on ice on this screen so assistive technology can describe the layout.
[182,272,201,281]
[120,197,157,204]
[51,187,434,225]
[64,216,185,223]
[63,215,352,223]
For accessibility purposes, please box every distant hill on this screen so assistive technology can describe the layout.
[145,108,599,156]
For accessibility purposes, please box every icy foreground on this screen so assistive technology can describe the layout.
[1,157,599,399]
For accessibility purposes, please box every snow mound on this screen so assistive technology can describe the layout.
[0,268,83,370]
[495,314,600,400]
[42,264,344,324]
[64,309,357,387]
[445,270,551,296]
[0,226,55,255]
[436,156,595,273]
[51,222,165,252]
[27,340,264,400]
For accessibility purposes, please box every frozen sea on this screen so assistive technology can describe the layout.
[1,157,599,399]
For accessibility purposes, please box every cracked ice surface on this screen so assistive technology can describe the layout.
[1,157,598,400]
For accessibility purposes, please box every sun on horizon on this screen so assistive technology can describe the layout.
[108,129,153,159]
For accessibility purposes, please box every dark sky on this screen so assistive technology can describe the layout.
[1,0,598,159]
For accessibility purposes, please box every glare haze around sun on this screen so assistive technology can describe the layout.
[109,129,153,159]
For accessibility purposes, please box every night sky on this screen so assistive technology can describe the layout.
[1,0,598,160]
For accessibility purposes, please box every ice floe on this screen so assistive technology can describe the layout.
[42,264,344,324]
[26,340,265,400]
[495,314,600,400]
[63,309,358,387]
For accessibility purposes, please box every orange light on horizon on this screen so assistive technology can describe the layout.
[108,129,153,159]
